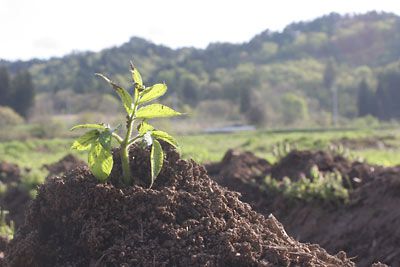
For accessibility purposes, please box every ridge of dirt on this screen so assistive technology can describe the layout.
[43,154,86,178]
[0,162,21,185]
[205,149,400,266]
[271,150,381,188]
[5,145,353,267]
[0,162,31,229]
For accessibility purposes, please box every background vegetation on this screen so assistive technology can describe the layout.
[1,12,400,129]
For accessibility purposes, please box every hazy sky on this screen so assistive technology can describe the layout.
[1,0,399,61]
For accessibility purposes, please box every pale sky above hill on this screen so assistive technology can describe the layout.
[0,0,399,60]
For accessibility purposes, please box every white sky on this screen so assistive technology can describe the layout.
[0,0,399,61]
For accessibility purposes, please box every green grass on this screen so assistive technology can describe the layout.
[179,127,400,165]
[1,127,399,176]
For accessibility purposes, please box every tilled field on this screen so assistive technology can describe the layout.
[206,149,400,266]
[0,146,397,266]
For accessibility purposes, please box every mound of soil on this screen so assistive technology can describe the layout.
[43,154,86,178]
[271,150,379,188]
[206,149,400,266]
[5,145,353,266]
[0,162,21,184]
[279,167,400,266]
[0,162,31,229]
[205,149,272,210]
[0,186,31,228]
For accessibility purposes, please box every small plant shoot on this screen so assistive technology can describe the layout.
[71,63,181,187]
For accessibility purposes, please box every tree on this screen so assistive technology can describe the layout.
[0,67,11,107]
[281,93,309,125]
[240,87,253,113]
[323,59,338,126]
[11,71,35,118]
[179,73,200,106]
[357,79,375,117]
[375,69,400,120]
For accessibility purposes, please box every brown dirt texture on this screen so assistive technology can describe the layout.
[43,154,86,178]
[5,145,353,267]
[206,149,400,266]
[0,162,31,228]
[271,150,381,188]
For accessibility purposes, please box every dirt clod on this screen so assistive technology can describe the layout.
[5,145,353,267]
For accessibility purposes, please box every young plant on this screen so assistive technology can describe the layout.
[71,63,181,187]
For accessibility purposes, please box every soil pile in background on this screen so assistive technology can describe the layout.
[271,150,380,188]
[43,154,86,178]
[5,145,353,267]
[205,149,272,209]
[206,149,400,266]
[0,162,30,228]
[0,162,20,184]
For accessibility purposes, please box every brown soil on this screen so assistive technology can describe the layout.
[206,149,400,266]
[0,162,21,185]
[5,145,353,267]
[271,150,380,188]
[205,149,272,212]
[0,162,31,228]
[0,236,9,265]
[0,186,31,228]
[43,154,86,178]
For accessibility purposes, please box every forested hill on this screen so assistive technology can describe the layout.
[2,11,400,122]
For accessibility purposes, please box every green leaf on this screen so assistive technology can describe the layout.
[138,121,154,135]
[96,73,133,114]
[99,130,112,150]
[70,123,107,131]
[131,65,143,87]
[71,130,99,151]
[138,83,167,104]
[114,86,133,114]
[152,130,178,148]
[136,104,181,119]
[88,142,113,182]
[150,139,163,188]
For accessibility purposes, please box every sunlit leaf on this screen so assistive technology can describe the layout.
[70,123,107,131]
[138,121,155,136]
[99,130,112,150]
[138,83,167,104]
[152,130,178,148]
[88,142,113,182]
[136,104,181,119]
[150,139,163,188]
[71,130,99,151]
[96,73,133,114]
[130,64,143,87]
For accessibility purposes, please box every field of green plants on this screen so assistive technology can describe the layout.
[1,127,399,177]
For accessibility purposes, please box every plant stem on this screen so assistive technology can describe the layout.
[120,143,132,185]
[120,114,135,185]
[120,87,141,186]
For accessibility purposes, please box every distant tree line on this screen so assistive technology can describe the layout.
[0,67,35,117]
[357,63,400,120]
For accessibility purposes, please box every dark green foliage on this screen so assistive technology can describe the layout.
[323,59,337,90]
[357,79,375,117]
[0,67,35,118]
[0,67,11,106]
[11,71,35,118]
[375,68,400,120]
